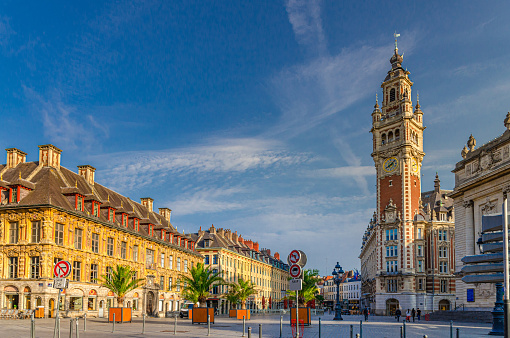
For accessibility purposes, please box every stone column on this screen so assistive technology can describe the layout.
[463,200,475,255]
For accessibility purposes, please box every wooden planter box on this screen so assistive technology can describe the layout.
[229,309,236,318]
[290,307,311,326]
[229,309,250,319]
[192,307,214,324]
[108,307,132,323]
[35,307,45,318]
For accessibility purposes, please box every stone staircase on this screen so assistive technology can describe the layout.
[427,310,492,323]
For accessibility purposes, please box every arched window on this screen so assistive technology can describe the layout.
[388,131,394,142]
[390,88,396,102]
[381,134,387,145]
[395,129,400,141]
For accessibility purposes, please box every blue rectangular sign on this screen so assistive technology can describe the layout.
[467,289,475,302]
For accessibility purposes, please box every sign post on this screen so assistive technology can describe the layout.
[52,261,71,338]
[288,251,307,338]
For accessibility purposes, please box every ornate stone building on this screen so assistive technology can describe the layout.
[452,113,510,310]
[0,145,202,318]
[359,41,456,315]
[189,225,289,313]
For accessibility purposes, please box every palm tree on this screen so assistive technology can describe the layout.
[287,269,320,307]
[234,277,258,310]
[178,262,226,306]
[99,265,145,307]
[223,286,241,309]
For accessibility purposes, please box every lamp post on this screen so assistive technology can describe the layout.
[332,262,344,320]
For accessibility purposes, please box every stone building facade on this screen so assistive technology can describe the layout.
[0,145,202,318]
[189,225,289,313]
[452,113,510,310]
[359,42,456,315]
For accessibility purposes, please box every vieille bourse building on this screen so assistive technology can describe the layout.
[452,113,510,311]
[359,43,456,315]
[0,144,202,318]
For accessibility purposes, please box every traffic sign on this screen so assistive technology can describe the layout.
[290,264,302,278]
[288,250,301,264]
[289,278,302,291]
[53,278,69,289]
[54,260,72,278]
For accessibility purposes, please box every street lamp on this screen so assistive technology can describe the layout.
[332,262,344,320]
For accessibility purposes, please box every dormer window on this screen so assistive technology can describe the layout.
[76,195,84,211]
[204,239,211,247]
[122,214,128,227]
[134,219,139,232]
[92,202,100,217]
[10,187,18,203]
[108,209,115,222]
[148,224,154,236]
[161,229,165,240]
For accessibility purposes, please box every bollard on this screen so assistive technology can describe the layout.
[279,316,282,338]
[207,314,210,336]
[31,312,35,338]
[403,320,406,338]
[350,324,353,338]
[400,326,403,338]
[83,313,86,332]
[424,336,427,338]
[58,316,61,338]
[456,328,459,338]
[243,316,246,337]
[356,334,360,338]
[319,317,321,338]
[248,327,252,338]
[450,320,453,338]
[360,320,363,338]
[259,324,262,338]
[76,318,79,338]
[174,314,177,335]
[142,313,146,334]
[112,313,116,333]
[69,319,73,338]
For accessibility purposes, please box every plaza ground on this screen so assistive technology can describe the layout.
[3,313,494,337]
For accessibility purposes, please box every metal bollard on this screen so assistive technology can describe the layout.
[319,317,321,338]
[400,326,403,338]
[248,327,252,338]
[356,334,360,338]
[243,316,246,337]
[207,314,211,336]
[31,312,35,338]
[76,318,79,338]
[280,316,282,338]
[174,314,177,335]
[259,324,262,338]
[424,335,428,338]
[69,318,73,338]
[360,320,363,338]
[58,316,61,338]
[142,313,146,334]
[403,320,406,338]
[112,313,116,333]
[350,324,353,338]
[456,328,459,338]
[450,320,453,338]
[84,313,86,332]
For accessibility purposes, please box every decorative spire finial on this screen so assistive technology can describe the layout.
[394,31,400,51]
[107,195,110,202]
[19,172,21,179]
[75,180,78,188]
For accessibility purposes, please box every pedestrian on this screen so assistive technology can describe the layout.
[363,307,368,321]
[395,308,401,322]
[417,308,421,321]
[406,309,411,322]
[411,308,416,322]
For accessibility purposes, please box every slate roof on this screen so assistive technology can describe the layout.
[419,173,454,222]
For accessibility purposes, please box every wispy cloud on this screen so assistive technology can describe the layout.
[309,166,375,178]
[167,187,246,215]
[285,0,326,55]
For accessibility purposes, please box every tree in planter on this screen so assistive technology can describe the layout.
[224,286,241,309]
[178,262,226,307]
[99,265,145,307]
[286,269,321,306]
[234,278,258,310]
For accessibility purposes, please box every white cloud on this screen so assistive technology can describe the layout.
[310,166,375,178]
[285,0,326,55]
[167,187,246,216]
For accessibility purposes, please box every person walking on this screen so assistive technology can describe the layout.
[363,307,368,321]
[406,309,411,322]
[411,308,416,322]
[395,308,401,322]
[417,308,421,321]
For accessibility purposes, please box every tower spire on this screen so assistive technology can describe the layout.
[394,31,400,52]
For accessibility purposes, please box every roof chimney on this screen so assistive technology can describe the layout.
[141,197,154,212]
[6,148,27,169]
[38,144,62,169]
[78,165,96,185]
[253,242,259,252]
[274,252,280,260]
[158,208,171,222]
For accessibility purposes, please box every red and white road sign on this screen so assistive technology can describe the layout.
[289,264,302,278]
[288,250,301,264]
[54,260,72,278]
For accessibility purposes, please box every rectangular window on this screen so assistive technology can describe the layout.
[418,279,424,290]
[385,229,397,241]
[73,261,81,282]
[132,270,138,283]
[120,242,127,259]
[106,266,112,279]
[169,255,173,269]
[160,276,164,290]
[176,282,180,292]
[386,245,397,257]
[93,202,100,217]
[160,253,165,268]
[69,297,83,311]
[90,264,98,283]
[134,219,139,231]
[88,297,96,311]
[9,222,19,244]
[55,223,64,245]
[177,257,181,271]
[204,255,210,264]
[439,247,448,258]
[387,279,397,292]
[30,256,40,279]
[417,228,422,240]
[122,214,128,227]
[386,260,398,273]
[417,245,423,257]
[9,257,18,278]
[91,233,99,253]
[439,230,448,241]
[146,249,155,268]
[184,259,188,272]
[74,228,83,250]
[417,260,423,273]
[133,245,138,262]
[440,261,448,273]
[11,187,18,203]
[107,237,114,256]
[168,277,172,291]
[77,195,83,211]
[108,209,115,222]
[31,222,41,243]
[440,280,448,293]
[213,255,218,264]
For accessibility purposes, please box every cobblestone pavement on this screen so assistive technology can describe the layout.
[2,313,494,338]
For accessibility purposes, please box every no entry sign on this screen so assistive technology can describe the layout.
[289,264,302,278]
[288,250,301,264]
[54,260,72,278]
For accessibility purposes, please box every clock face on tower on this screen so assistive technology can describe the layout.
[383,157,398,172]
[411,158,419,172]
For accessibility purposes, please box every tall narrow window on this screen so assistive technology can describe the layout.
[55,223,64,245]
[73,261,81,281]
[146,249,155,269]
[106,266,112,280]
[107,237,114,256]
[169,255,173,269]
[74,228,83,250]
[9,257,18,278]
[30,256,40,279]
[160,276,164,290]
[91,233,99,253]
[9,222,19,244]
[11,187,18,203]
[90,264,98,283]
[133,245,139,262]
[93,202,100,217]
[120,242,127,259]
[31,222,41,243]
[77,195,84,211]
[204,255,210,264]
[168,277,172,291]
[184,260,188,272]
[160,253,165,267]
[177,257,181,271]
[390,88,396,102]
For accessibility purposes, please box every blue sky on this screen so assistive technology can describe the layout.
[1,1,510,275]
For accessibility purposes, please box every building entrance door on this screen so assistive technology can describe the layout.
[49,299,55,318]
[146,292,155,316]
[98,300,105,318]
[439,300,450,311]
[386,298,399,316]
